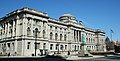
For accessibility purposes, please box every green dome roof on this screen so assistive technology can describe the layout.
[59,14,77,23]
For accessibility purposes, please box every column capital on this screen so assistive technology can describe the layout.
[16,15,20,20]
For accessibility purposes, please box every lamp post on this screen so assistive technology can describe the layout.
[35,28,38,56]
[81,34,85,56]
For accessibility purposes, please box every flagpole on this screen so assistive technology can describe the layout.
[111,31,112,41]
[110,29,113,41]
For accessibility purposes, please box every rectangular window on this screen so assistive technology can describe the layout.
[12,43,14,50]
[77,46,79,50]
[43,43,46,49]
[65,45,67,50]
[2,44,3,48]
[36,43,40,49]
[56,45,58,50]
[27,42,30,49]
[7,43,10,49]
[55,27,57,31]
[33,31,35,37]
[50,44,53,50]
[79,31,81,42]
[50,26,52,30]
[43,22,45,26]
[60,45,63,50]
[35,20,38,25]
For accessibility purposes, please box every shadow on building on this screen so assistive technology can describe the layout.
[114,45,120,53]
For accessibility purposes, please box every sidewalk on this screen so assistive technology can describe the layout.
[65,55,105,60]
[0,55,106,60]
[0,56,45,58]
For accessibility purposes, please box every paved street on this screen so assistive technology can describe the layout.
[93,56,120,61]
[0,55,120,61]
[66,55,120,61]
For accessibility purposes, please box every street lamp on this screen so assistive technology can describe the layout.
[35,28,38,56]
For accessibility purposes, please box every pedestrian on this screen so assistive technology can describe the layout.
[8,53,10,57]
[68,51,70,55]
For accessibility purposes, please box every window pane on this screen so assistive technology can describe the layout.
[27,42,30,49]
[50,44,53,50]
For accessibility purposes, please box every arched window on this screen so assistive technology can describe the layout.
[38,31,40,37]
[10,29,12,36]
[50,26,52,30]
[65,45,67,50]
[60,34,62,41]
[78,46,79,50]
[43,30,45,38]
[64,34,67,41]
[33,28,38,37]
[50,44,53,50]
[86,38,88,42]
[56,44,58,50]
[27,27,31,36]
[55,33,58,40]
[89,38,90,43]
[75,45,76,51]
[50,32,53,40]
[91,39,92,43]
[55,27,57,30]
[60,45,64,50]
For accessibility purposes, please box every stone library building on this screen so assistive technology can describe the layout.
[0,7,106,56]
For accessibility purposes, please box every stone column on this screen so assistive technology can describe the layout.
[21,38,25,56]
[68,28,71,54]
[22,18,25,36]
[23,18,27,36]
[44,22,47,39]
[75,30,77,42]
[21,18,24,56]
[96,34,99,51]
[5,23,7,38]
[3,23,7,54]
[21,16,28,56]
[14,16,20,54]
[16,17,19,37]
[30,19,33,37]
[74,30,75,42]
[12,20,15,37]
[40,21,43,38]
[78,31,79,42]
[7,22,10,37]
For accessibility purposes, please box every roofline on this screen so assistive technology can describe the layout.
[0,7,105,34]
[0,7,49,21]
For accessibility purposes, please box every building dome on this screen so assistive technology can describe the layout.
[62,14,74,17]
[59,14,77,23]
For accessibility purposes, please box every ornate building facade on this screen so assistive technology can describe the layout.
[0,7,106,56]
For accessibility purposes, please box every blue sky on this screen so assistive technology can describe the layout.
[0,0,120,41]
